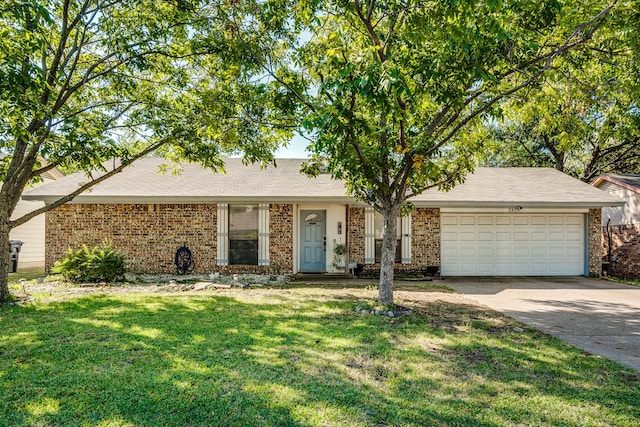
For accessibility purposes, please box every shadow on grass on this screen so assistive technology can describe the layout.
[1,292,639,426]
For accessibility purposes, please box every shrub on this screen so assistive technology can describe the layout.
[53,243,126,283]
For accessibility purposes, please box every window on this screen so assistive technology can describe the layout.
[229,204,258,265]
[374,212,401,263]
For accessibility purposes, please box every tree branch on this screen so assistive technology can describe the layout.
[10,137,170,229]
[435,3,615,150]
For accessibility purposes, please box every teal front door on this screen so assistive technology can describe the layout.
[300,210,326,272]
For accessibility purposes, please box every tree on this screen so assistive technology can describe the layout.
[252,0,619,304]
[0,0,294,302]
[479,4,640,182]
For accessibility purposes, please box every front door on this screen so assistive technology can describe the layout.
[300,210,326,272]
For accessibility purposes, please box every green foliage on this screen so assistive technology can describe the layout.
[53,243,125,283]
[285,0,616,207]
[0,0,297,300]
[478,1,640,181]
[268,0,619,303]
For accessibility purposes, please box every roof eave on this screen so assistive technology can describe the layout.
[411,200,626,209]
[24,194,625,208]
[593,175,640,194]
[25,195,356,205]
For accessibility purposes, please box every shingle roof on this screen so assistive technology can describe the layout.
[592,173,640,194]
[23,158,623,207]
[23,158,350,203]
[414,167,624,207]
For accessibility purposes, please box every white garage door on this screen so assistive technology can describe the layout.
[441,213,585,276]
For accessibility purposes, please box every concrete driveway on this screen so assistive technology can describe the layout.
[446,277,640,372]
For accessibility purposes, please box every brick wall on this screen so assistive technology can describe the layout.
[601,223,640,279]
[348,207,365,264]
[588,209,602,276]
[46,203,295,275]
[347,206,441,274]
[412,208,441,268]
[46,204,216,273]
[268,204,294,274]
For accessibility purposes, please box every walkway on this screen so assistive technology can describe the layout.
[446,277,640,372]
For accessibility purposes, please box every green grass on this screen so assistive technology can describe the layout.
[8,269,46,283]
[604,275,640,288]
[1,287,638,426]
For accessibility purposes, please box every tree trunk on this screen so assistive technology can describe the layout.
[378,205,400,305]
[0,213,11,303]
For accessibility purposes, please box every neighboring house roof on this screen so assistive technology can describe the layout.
[592,173,640,194]
[23,158,623,208]
[41,168,65,181]
[0,155,65,181]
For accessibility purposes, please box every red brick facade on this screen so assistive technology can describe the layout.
[347,207,441,274]
[601,223,640,279]
[46,203,602,277]
[587,209,602,276]
[348,207,365,264]
[46,203,294,275]
[411,208,441,268]
[46,204,217,273]
[268,204,294,273]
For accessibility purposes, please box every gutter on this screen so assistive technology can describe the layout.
[23,194,625,209]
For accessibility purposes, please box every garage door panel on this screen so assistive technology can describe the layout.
[495,247,512,258]
[514,217,529,225]
[442,213,585,276]
[442,216,459,226]
[548,231,565,241]
[529,263,548,274]
[496,232,511,241]
[478,216,494,225]
[477,264,498,275]
[442,231,458,241]
[442,247,459,257]
[566,247,583,257]
[458,262,480,274]
[477,247,494,257]
[512,247,530,257]
[548,247,565,257]
[531,231,547,241]
[531,247,547,257]
[549,216,565,225]
[512,262,533,274]
[478,232,494,241]
[460,216,476,225]
[459,247,477,257]
[565,216,582,225]
[496,216,511,225]
[531,216,547,225]
[495,263,515,274]
[513,232,529,241]
[566,231,582,241]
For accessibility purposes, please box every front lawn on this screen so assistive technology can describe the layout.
[1,286,638,426]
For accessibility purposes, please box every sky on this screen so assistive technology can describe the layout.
[274,135,311,158]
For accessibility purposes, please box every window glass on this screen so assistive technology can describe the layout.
[374,212,401,263]
[229,205,258,265]
[304,213,321,223]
